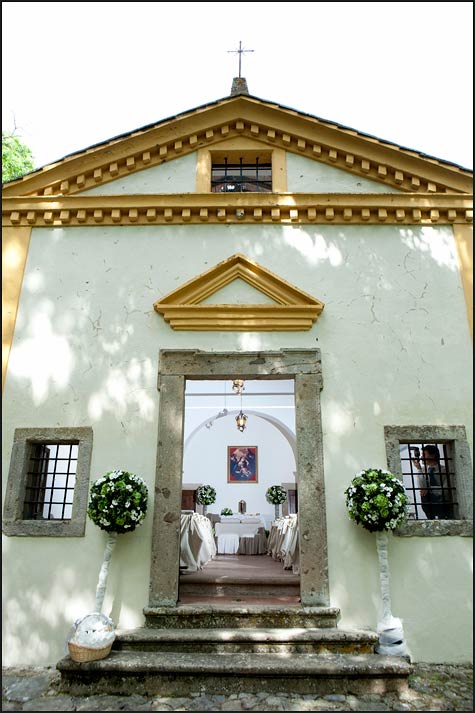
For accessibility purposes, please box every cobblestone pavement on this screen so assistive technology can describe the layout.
[2,663,473,711]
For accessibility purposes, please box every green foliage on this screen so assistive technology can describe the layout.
[220,507,233,516]
[344,468,408,532]
[266,485,287,505]
[2,131,35,182]
[196,485,217,505]
[87,470,148,534]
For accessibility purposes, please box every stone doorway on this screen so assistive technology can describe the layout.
[148,349,329,608]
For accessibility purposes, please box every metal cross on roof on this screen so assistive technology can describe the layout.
[227,41,254,78]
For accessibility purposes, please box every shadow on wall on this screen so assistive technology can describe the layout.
[2,525,151,667]
[2,221,471,662]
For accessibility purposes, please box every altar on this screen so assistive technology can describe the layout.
[214,516,268,555]
[215,517,264,536]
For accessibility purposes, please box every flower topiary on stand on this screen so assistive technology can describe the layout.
[87,470,148,613]
[344,467,408,656]
[196,484,216,516]
[266,485,287,520]
[66,470,148,661]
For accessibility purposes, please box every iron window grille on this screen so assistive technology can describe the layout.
[23,442,79,520]
[399,441,458,520]
[211,158,272,193]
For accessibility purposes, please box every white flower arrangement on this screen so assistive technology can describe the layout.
[196,484,217,506]
[344,468,408,532]
[87,470,148,534]
[266,485,287,505]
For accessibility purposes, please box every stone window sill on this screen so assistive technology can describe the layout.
[395,520,473,537]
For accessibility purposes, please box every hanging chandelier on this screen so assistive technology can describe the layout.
[232,378,245,395]
[235,410,247,432]
[235,386,247,431]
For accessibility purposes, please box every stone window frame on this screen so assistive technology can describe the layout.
[384,425,473,537]
[2,427,93,537]
[148,349,329,608]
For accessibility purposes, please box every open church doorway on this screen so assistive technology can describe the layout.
[148,350,329,609]
[180,378,300,605]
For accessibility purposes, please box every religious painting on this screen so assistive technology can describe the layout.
[227,446,258,483]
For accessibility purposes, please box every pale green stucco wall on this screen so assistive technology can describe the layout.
[81,153,197,194]
[2,220,472,666]
[79,150,400,195]
[286,153,402,193]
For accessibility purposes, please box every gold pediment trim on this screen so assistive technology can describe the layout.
[3,95,472,198]
[153,253,324,331]
[3,193,472,227]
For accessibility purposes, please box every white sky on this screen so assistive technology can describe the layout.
[2,2,473,171]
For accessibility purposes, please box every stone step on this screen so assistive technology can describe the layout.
[143,604,340,629]
[57,650,413,697]
[114,626,378,654]
[179,574,300,598]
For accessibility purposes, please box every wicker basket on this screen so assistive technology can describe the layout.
[68,640,113,663]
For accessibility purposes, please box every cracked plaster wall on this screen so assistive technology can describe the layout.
[2,220,473,666]
[76,150,400,195]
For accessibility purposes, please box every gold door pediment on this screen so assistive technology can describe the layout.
[153,253,324,331]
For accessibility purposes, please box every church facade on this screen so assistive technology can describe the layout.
[2,81,473,666]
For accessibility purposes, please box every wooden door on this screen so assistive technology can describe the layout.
[181,489,196,511]
[288,489,298,514]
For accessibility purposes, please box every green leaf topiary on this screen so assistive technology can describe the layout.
[344,468,408,532]
[87,470,148,534]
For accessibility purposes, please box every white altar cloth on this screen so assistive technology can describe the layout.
[215,520,264,537]
[217,533,240,554]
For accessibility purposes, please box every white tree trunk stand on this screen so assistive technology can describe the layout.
[95,532,118,614]
[375,530,407,656]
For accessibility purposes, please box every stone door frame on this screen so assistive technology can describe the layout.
[148,348,329,608]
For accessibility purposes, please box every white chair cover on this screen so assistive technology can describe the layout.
[237,527,268,555]
[180,512,217,571]
[267,515,299,572]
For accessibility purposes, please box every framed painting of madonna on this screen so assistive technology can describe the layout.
[227,446,258,483]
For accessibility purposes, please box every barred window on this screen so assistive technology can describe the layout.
[23,442,79,520]
[399,441,457,521]
[3,427,93,537]
[384,425,472,536]
[211,158,272,193]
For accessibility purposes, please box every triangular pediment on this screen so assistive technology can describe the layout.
[3,94,472,198]
[153,253,324,330]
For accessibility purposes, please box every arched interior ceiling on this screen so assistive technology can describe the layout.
[184,408,297,463]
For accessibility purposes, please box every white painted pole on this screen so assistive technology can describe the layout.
[375,529,407,656]
[375,530,392,623]
[94,532,118,613]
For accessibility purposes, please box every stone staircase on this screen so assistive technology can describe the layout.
[56,603,413,697]
[178,569,300,600]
